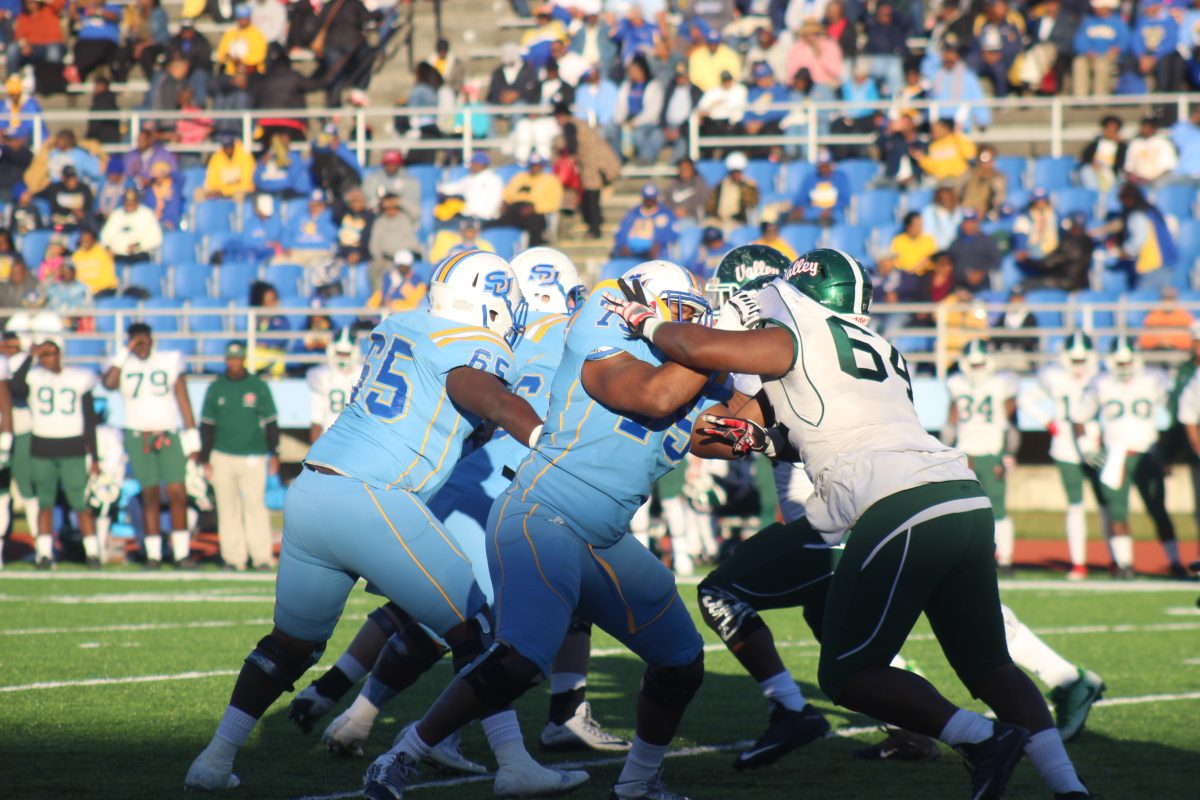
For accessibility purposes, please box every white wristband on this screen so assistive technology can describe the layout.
[0,431,12,452]
[527,423,543,449]
[180,428,201,456]
[110,347,131,371]
[642,317,664,342]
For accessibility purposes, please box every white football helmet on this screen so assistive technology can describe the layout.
[428,250,528,347]
[622,260,713,326]
[6,310,64,351]
[1060,331,1098,381]
[960,338,993,383]
[1107,337,1140,381]
[509,247,587,315]
[186,459,215,512]
[325,328,359,372]
[86,473,123,508]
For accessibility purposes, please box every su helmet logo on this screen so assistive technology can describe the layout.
[482,270,514,297]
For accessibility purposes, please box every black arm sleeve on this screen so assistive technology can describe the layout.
[200,422,215,463]
[264,420,280,455]
[9,355,32,400]
[81,391,98,457]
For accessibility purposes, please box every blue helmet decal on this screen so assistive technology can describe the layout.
[483,270,514,298]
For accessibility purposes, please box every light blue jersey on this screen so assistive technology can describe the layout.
[503,291,730,547]
[306,311,514,499]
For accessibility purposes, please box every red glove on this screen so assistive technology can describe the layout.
[1047,421,1059,438]
[601,277,662,339]
[699,414,771,456]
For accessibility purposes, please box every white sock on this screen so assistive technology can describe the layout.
[333,652,369,685]
[549,671,587,694]
[1001,605,1079,689]
[82,535,98,559]
[96,516,110,560]
[1110,534,1134,569]
[481,709,529,767]
[214,705,257,748]
[1025,729,1087,794]
[617,735,670,784]
[344,692,381,726]
[145,535,162,562]
[938,709,994,747]
[394,723,433,761]
[1065,504,1087,567]
[994,517,1015,566]
[1162,538,1180,566]
[758,670,806,711]
[35,533,53,561]
[23,497,38,538]
[171,530,191,561]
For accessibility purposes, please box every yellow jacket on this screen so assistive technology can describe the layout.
[71,243,119,294]
[216,26,268,74]
[688,45,743,93]
[503,172,564,215]
[204,143,256,197]
[915,133,977,181]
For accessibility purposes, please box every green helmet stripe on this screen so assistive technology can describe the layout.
[830,247,863,313]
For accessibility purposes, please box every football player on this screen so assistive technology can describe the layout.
[10,337,101,569]
[306,329,362,443]
[1074,338,1179,578]
[185,251,585,795]
[604,249,1092,799]
[364,261,727,800]
[1019,333,1104,580]
[101,323,201,568]
[0,334,11,568]
[943,339,1020,575]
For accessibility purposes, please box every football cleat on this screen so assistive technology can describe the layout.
[493,757,589,797]
[1067,565,1088,581]
[733,702,831,771]
[851,727,941,762]
[1050,669,1105,742]
[322,710,373,757]
[35,556,52,571]
[184,745,241,791]
[288,684,337,734]
[610,771,688,800]
[395,724,487,775]
[143,559,162,570]
[86,556,101,570]
[363,751,420,800]
[1112,566,1136,581]
[540,702,630,752]
[1168,562,1195,580]
[955,722,1030,800]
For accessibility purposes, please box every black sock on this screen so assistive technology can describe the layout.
[312,666,354,701]
[548,687,586,725]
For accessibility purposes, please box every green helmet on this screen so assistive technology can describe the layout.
[1107,336,1140,380]
[961,338,993,381]
[1060,332,1097,378]
[705,244,791,309]
[784,248,873,322]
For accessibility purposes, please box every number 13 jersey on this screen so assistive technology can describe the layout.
[752,279,974,540]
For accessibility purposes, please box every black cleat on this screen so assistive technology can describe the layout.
[86,556,101,570]
[143,559,162,570]
[955,722,1030,800]
[1112,566,1135,580]
[35,556,53,570]
[733,703,830,771]
[852,727,942,762]
[363,752,420,800]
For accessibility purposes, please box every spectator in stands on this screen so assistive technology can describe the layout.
[203,132,256,200]
[662,61,702,161]
[1017,0,1076,94]
[254,134,306,199]
[823,1,857,64]
[119,0,169,80]
[285,189,337,251]
[166,18,213,105]
[949,208,1002,292]
[96,159,127,219]
[745,22,790,83]
[891,211,938,275]
[10,0,67,77]
[3,75,44,142]
[234,193,284,262]
[368,192,421,290]
[924,251,959,305]
[249,281,289,375]
[538,48,576,106]
[691,225,726,278]
[101,187,162,264]
[0,232,17,281]
[396,62,449,165]
[1072,0,1128,97]
[251,46,324,121]
[1140,287,1194,351]
[913,118,976,182]
[521,3,569,68]
[83,77,120,145]
[1131,2,1184,97]
[216,4,268,78]
[960,145,1007,218]
[313,0,370,105]
[71,0,121,81]
[70,227,118,296]
[41,131,100,190]
[831,60,881,156]
[791,151,849,225]
[427,38,464,94]
[336,187,372,258]
[874,248,927,336]
[0,257,36,308]
[753,214,798,261]
[553,101,620,239]
[1079,115,1126,192]
[362,150,420,215]
[786,18,843,90]
[7,190,43,235]
[863,3,909,96]
[928,40,990,131]
[1112,182,1177,291]
[1125,117,1178,185]
[442,216,497,261]
[42,166,95,232]
[742,61,788,152]
[696,69,747,144]
[1171,106,1200,179]
[498,153,563,247]
[876,112,922,188]
[1012,189,1059,269]
[612,2,660,66]
[250,0,286,45]
[1018,210,1092,290]
[44,262,92,316]
[706,151,758,225]
[922,183,964,250]
[968,0,1024,98]
[488,44,540,109]
[438,152,503,225]
[309,130,361,205]
[574,66,620,154]
[36,235,67,283]
[143,161,182,230]
[123,125,177,190]
[612,183,676,259]
[512,99,561,163]
[368,249,427,312]
[614,56,665,165]
[0,129,32,203]
[666,157,710,222]
[990,285,1040,354]
[567,5,616,78]
[689,27,742,94]
[151,54,200,133]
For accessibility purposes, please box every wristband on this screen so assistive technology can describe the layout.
[110,347,131,371]
[0,431,12,452]
[642,316,664,342]
[527,423,544,449]
[180,428,201,456]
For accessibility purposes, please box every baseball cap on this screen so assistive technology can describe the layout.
[62,165,78,178]
[309,189,326,203]
[641,183,659,200]
[234,5,252,19]
[705,28,722,44]
[962,208,980,221]
[471,152,491,167]
[751,62,773,80]
[225,341,247,358]
[180,18,195,29]
[382,149,403,166]
[393,249,415,266]
[1031,188,1049,202]
[725,151,748,172]
[217,130,237,145]
[719,69,733,82]
[702,225,723,243]
[528,152,546,167]
[459,216,481,230]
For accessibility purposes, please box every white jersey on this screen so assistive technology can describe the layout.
[1176,370,1200,426]
[117,350,183,432]
[1077,368,1168,454]
[945,371,1017,456]
[307,364,361,432]
[27,366,96,439]
[8,354,30,435]
[1021,364,1095,464]
[753,279,974,540]
[772,460,814,523]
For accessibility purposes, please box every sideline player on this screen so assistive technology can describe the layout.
[185,251,585,795]
[943,339,1019,575]
[1019,333,1104,580]
[0,339,11,567]
[364,262,726,800]
[0,323,56,552]
[306,329,362,443]
[605,249,1093,798]
[11,337,101,569]
[102,323,200,568]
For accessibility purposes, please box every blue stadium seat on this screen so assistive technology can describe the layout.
[783,161,816,199]
[155,337,197,359]
[274,295,310,332]
[170,263,211,300]
[1071,289,1120,332]
[345,264,371,300]
[727,224,759,248]
[744,160,780,195]
[66,337,109,367]
[181,166,207,199]
[1024,288,1070,328]
[838,159,880,194]
[323,296,365,330]
[999,254,1025,292]
[1122,288,1163,328]
[1005,188,1031,211]
[159,231,200,265]
[407,164,441,205]
[674,225,704,267]
[695,159,726,187]
[200,337,231,374]
[1032,156,1075,191]
[484,226,524,259]
[600,258,640,282]
[20,229,52,267]
[282,198,308,224]
[444,165,468,183]
[139,297,181,333]
[1154,183,1197,220]
[826,224,868,254]
[192,199,237,235]
[994,156,1027,191]
[1052,187,1098,218]
[186,297,230,333]
[93,295,139,333]
[126,263,167,297]
[855,188,900,228]
[495,163,523,185]
[265,263,307,297]
[216,262,259,302]
[903,187,934,213]
[779,224,820,254]
[1175,219,1200,259]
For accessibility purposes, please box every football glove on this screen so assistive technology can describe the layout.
[601,278,663,340]
[1080,447,1106,471]
[715,291,761,332]
[699,414,777,457]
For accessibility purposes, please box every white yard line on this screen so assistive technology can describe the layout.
[0,618,273,636]
[0,669,242,693]
[0,591,275,604]
[1165,606,1200,616]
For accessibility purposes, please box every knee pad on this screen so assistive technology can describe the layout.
[641,652,704,712]
[367,602,411,639]
[697,582,764,650]
[459,641,544,713]
[449,610,494,673]
[245,634,325,693]
[567,614,593,637]
[383,624,445,672]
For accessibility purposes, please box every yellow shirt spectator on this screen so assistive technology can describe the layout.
[204,138,256,198]
[216,18,268,75]
[751,233,798,261]
[429,231,496,265]
[503,168,564,215]
[890,231,938,275]
[915,122,978,181]
[688,39,743,93]
[71,234,119,295]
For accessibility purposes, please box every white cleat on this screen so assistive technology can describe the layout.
[493,757,589,797]
[540,702,630,752]
[394,724,488,775]
[184,745,241,791]
[322,710,373,757]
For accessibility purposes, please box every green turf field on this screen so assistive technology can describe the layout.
[1,562,1197,800]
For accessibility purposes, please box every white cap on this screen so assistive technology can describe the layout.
[393,249,415,266]
[725,151,748,172]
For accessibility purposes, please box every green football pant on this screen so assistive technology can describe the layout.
[969,453,1007,520]
[32,456,89,512]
